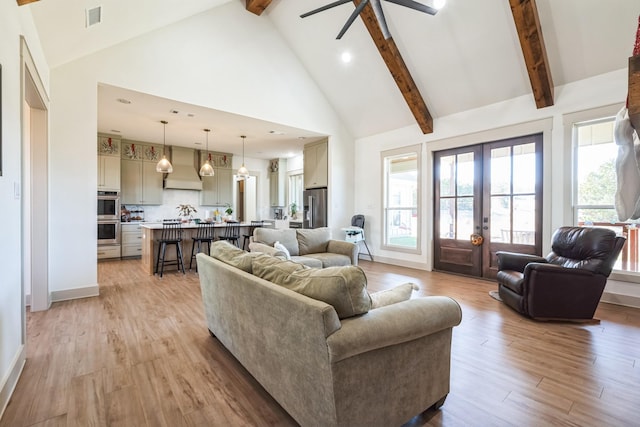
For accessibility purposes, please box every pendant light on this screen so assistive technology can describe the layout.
[156,120,173,173]
[237,135,249,180]
[199,128,215,177]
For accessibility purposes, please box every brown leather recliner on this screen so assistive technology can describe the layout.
[496,226,626,321]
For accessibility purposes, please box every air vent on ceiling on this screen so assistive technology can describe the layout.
[86,6,102,28]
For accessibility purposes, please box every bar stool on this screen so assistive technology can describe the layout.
[155,221,185,278]
[190,222,215,270]
[242,220,264,250]
[217,221,240,247]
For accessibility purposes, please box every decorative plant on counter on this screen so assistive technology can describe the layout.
[177,204,197,222]
[290,202,298,219]
[224,203,233,217]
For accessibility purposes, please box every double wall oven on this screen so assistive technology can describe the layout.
[97,191,121,251]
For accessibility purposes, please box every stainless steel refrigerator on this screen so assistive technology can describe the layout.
[303,188,327,228]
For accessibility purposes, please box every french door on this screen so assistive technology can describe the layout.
[433,134,543,279]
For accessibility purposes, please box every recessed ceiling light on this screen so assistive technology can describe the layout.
[434,0,446,10]
[269,130,285,135]
[116,98,131,104]
[110,129,121,133]
[170,109,179,114]
[187,113,195,117]
[341,51,352,63]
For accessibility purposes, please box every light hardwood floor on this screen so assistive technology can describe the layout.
[2,258,639,426]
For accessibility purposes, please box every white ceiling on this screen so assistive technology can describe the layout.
[27,0,640,154]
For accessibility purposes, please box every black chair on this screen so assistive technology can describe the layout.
[217,221,240,247]
[155,221,185,278]
[496,226,626,321]
[243,220,264,250]
[345,214,373,261]
[189,222,216,270]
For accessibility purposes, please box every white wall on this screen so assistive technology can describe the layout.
[48,1,354,295]
[0,1,49,417]
[354,68,640,303]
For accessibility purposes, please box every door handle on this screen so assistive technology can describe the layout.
[470,234,484,246]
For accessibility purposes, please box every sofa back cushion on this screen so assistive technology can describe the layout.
[253,256,371,319]
[254,228,300,256]
[296,227,330,255]
[210,240,266,273]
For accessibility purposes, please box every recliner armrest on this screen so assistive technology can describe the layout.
[327,239,358,265]
[496,251,547,273]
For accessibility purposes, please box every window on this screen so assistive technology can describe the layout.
[573,117,636,273]
[382,145,421,253]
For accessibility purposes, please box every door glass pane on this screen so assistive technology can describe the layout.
[456,153,474,196]
[491,147,511,194]
[440,155,455,197]
[491,196,511,243]
[513,143,536,194]
[440,198,454,238]
[457,197,474,239]
[513,195,535,244]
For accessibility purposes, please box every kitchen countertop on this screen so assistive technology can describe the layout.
[140,221,252,230]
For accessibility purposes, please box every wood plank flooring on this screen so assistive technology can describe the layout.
[2,259,639,426]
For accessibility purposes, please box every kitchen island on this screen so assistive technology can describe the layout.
[140,222,255,275]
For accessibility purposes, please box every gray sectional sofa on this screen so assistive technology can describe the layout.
[249,227,357,267]
[197,241,462,427]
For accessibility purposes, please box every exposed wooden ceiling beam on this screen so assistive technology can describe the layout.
[17,0,39,5]
[245,0,272,16]
[629,56,640,131]
[508,0,554,109]
[353,0,433,134]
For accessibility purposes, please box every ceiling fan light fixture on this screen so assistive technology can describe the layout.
[156,120,173,173]
[199,128,215,177]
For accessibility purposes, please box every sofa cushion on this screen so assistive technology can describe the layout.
[290,256,323,268]
[210,240,266,273]
[303,253,352,268]
[252,255,308,284]
[254,228,300,256]
[296,228,330,255]
[371,283,418,309]
[257,260,372,319]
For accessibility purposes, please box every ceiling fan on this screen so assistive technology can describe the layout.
[301,0,440,40]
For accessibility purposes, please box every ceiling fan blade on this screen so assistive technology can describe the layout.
[384,0,438,15]
[300,0,354,19]
[336,0,371,39]
[370,0,392,39]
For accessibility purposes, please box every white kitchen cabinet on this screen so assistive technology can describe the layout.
[97,135,121,191]
[200,151,233,206]
[121,222,143,258]
[201,168,233,206]
[120,141,164,205]
[304,139,328,189]
[98,155,121,191]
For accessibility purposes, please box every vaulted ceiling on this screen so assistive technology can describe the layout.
[20,0,640,147]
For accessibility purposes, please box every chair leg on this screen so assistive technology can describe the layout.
[176,242,185,274]
[155,242,162,275]
[159,242,167,278]
[189,240,197,270]
[361,240,373,261]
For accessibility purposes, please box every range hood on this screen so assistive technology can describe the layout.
[163,147,203,191]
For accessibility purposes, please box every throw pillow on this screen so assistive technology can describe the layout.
[269,265,372,319]
[296,227,330,255]
[370,282,419,309]
[274,241,291,260]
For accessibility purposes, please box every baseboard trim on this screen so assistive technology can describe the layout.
[367,256,429,271]
[51,285,99,302]
[0,345,26,420]
[601,292,640,309]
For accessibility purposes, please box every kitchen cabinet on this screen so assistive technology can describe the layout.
[304,139,328,189]
[200,151,233,206]
[121,222,143,258]
[269,158,286,207]
[97,135,121,191]
[120,141,164,205]
[97,245,121,260]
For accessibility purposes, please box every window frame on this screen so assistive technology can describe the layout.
[380,144,422,254]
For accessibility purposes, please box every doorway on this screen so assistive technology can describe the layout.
[235,174,257,223]
[433,134,542,279]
